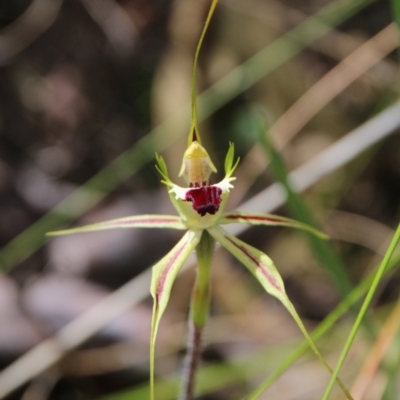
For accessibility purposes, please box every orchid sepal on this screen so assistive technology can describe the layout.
[209,225,353,399]
[46,215,186,236]
[150,229,202,400]
[219,211,328,239]
[208,226,286,301]
[178,141,217,185]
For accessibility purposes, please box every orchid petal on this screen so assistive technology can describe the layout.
[224,142,240,178]
[209,226,353,399]
[150,229,202,400]
[220,211,328,239]
[47,215,185,236]
[155,154,174,188]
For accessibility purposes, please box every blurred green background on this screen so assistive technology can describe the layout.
[0,0,399,399]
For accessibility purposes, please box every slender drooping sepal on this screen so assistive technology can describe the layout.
[150,230,202,400]
[283,302,354,399]
[181,231,214,400]
[209,226,354,400]
[46,215,185,236]
[219,212,328,239]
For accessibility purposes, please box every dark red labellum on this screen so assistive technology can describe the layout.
[185,185,222,216]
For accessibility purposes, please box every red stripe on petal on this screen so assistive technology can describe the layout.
[112,218,179,226]
[156,239,188,301]
[225,215,285,224]
[225,236,281,292]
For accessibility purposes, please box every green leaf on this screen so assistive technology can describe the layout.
[209,226,354,400]
[46,215,185,236]
[219,211,328,239]
[150,230,202,400]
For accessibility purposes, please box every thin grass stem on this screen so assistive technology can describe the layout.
[321,223,400,400]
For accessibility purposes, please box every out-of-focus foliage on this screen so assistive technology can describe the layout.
[0,0,399,399]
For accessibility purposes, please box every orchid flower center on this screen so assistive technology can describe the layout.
[185,183,222,216]
[179,141,222,216]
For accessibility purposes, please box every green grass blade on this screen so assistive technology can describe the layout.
[245,248,400,399]
[321,223,400,400]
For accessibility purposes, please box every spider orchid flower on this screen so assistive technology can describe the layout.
[47,0,354,394]
[47,131,353,400]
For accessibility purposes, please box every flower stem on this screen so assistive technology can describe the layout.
[181,230,214,400]
[181,321,203,400]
